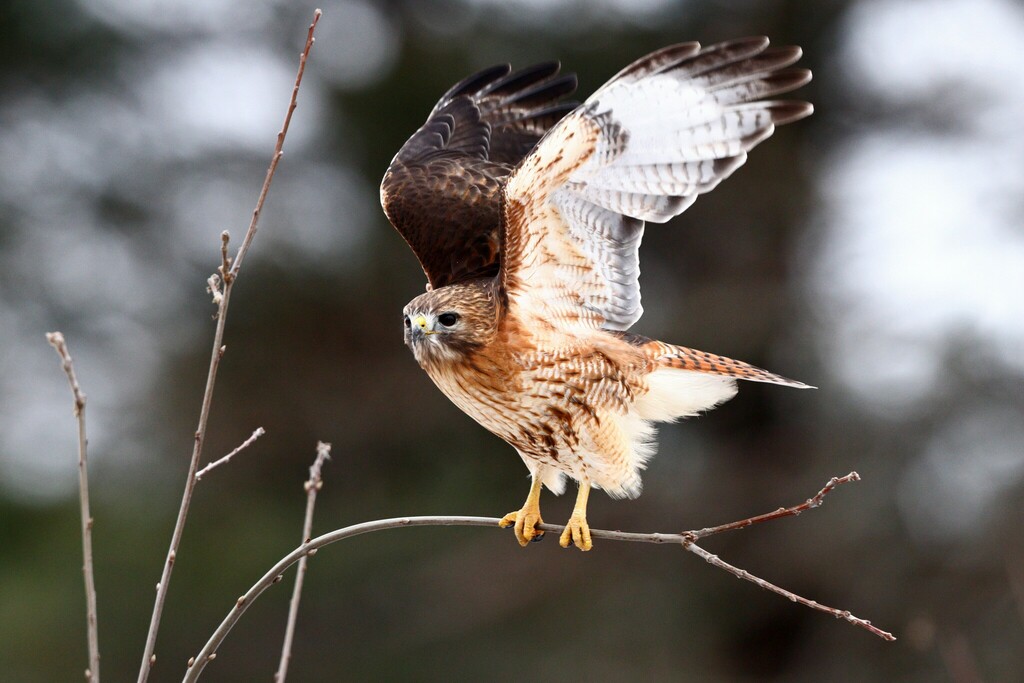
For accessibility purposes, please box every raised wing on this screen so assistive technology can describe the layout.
[501,37,812,331]
[380,63,577,288]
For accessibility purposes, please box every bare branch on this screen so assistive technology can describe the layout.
[183,473,894,681]
[230,9,321,279]
[136,10,322,682]
[274,441,332,683]
[678,471,894,640]
[46,331,101,682]
[194,427,266,481]
[686,472,862,540]
[683,538,895,641]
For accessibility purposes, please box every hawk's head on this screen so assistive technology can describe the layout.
[403,281,498,366]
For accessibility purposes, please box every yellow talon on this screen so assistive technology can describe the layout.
[559,482,593,551]
[500,473,545,546]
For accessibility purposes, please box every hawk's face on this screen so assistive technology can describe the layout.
[403,282,497,367]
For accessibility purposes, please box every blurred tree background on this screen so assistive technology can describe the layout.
[2,0,1023,680]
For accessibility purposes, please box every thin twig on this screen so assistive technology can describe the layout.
[183,473,894,681]
[274,441,332,683]
[46,332,101,682]
[194,427,266,481]
[683,539,894,640]
[686,472,862,540]
[680,472,893,640]
[230,10,320,280]
[136,10,322,682]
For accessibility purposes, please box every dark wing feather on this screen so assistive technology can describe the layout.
[381,63,578,288]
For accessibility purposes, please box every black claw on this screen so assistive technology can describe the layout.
[530,532,545,542]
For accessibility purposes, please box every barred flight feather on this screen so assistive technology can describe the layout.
[502,37,812,333]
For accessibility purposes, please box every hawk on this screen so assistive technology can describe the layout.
[380,38,813,551]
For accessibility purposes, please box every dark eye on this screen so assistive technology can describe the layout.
[403,316,411,328]
[437,312,459,327]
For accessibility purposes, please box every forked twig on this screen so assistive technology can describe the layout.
[136,10,322,682]
[274,442,332,683]
[677,471,892,640]
[183,472,894,681]
[46,332,101,682]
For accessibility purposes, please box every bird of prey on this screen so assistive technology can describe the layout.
[380,38,813,551]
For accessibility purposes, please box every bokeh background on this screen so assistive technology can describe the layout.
[3,0,1023,680]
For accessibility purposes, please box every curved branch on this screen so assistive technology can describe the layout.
[183,473,894,681]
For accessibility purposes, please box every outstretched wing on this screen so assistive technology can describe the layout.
[500,37,812,331]
[380,63,577,288]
